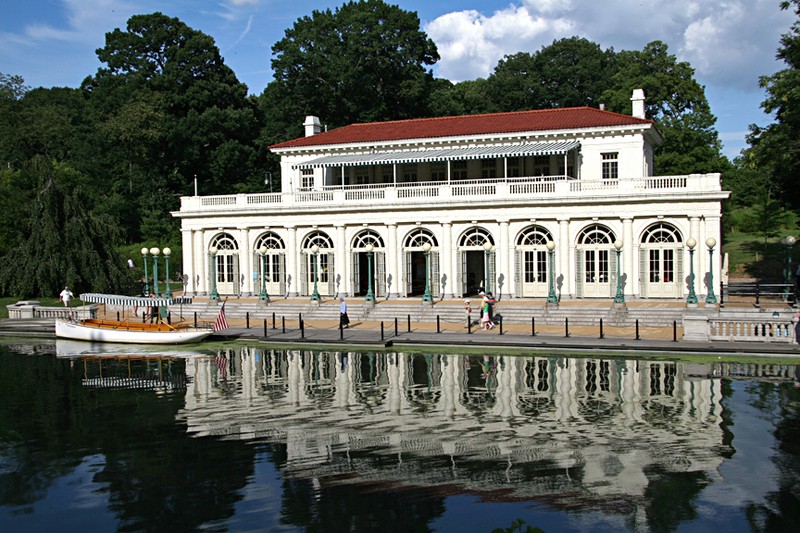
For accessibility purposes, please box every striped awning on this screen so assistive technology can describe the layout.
[293,141,580,169]
[80,293,193,307]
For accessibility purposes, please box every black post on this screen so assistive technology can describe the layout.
[499,318,503,335]
[246,312,250,329]
[117,311,120,321]
[755,283,761,308]
[468,316,472,334]
[599,318,604,339]
[339,320,343,340]
[193,311,197,327]
[635,319,640,340]
[565,317,570,337]
[394,317,398,336]
[407,314,411,333]
[167,312,171,325]
[436,315,440,333]
[282,316,285,333]
[272,312,276,329]
[264,319,267,338]
[300,317,305,339]
[719,281,725,307]
[673,320,677,342]
[531,317,535,336]
[143,311,146,323]
[381,321,384,341]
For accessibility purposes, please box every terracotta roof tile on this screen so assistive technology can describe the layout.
[270,107,652,150]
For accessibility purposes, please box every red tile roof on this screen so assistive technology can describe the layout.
[270,107,653,150]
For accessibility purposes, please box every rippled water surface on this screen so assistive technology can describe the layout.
[1,340,799,532]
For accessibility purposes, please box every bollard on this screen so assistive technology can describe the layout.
[282,316,285,333]
[339,320,343,340]
[300,317,305,339]
[635,319,640,340]
[246,312,250,329]
[143,311,146,323]
[394,317,399,336]
[755,283,761,308]
[673,320,677,342]
[565,317,570,337]
[468,316,472,334]
[264,319,267,338]
[599,318,604,339]
[167,312,171,325]
[499,318,503,335]
[531,317,535,336]
[407,314,411,333]
[381,321,385,341]
[193,311,197,328]
[437,315,440,333]
[117,311,120,321]
[272,312,276,329]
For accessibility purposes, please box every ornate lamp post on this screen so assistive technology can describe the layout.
[365,243,375,302]
[150,247,160,297]
[705,238,717,304]
[483,241,493,294]
[259,245,270,301]
[209,246,220,300]
[310,244,320,301]
[163,247,172,298]
[613,240,625,304]
[686,238,698,304]
[422,242,433,303]
[141,247,150,296]
[546,241,558,304]
[781,235,796,301]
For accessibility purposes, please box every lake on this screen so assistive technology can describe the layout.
[1,340,798,532]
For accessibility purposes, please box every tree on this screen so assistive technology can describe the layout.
[0,159,129,297]
[745,0,800,210]
[601,41,727,176]
[268,0,439,131]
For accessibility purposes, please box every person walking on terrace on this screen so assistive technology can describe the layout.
[59,286,74,307]
[339,296,350,329]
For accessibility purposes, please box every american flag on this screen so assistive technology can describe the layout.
[213,301,229,332]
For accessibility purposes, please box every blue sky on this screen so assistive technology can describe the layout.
[1,0,795,159]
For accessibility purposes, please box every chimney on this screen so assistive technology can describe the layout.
[599,103,605,111]
[304,115,322,137]
[630,89,645,119]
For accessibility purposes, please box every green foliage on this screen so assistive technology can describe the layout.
[268,0,439,132]
[0,159,130,298]
[491,518,545,533]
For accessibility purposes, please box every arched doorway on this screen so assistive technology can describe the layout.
[639,223,683,298]
[514,226,554,297]
[458,227,495,297]
[301,231,335,297]
[352,230,385,298]
[209,233,239,296]
[254,232,286,297]
[403,229,438,297]
[576,224,617,298]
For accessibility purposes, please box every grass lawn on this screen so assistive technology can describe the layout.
[723,231,796,280]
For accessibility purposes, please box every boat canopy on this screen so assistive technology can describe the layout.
[79,293,193,307]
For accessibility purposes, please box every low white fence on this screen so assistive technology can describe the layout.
[708,317,797,343]
[6,301,98,320]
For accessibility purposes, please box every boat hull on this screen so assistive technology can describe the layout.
[55,319,213,345]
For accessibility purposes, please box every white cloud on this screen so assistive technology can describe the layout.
[21,0,131,43]
[425,0,795,91]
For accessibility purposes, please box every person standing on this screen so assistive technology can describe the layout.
[339,296,350,329]
[59,286,74,307]
[464,299,472,328]
[481,299,494,330]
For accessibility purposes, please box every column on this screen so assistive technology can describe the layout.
[559,219,570,297]
[336,225,347,296]
[623,218,634,298]
[689,216,701,299]
[499,220,510,299]
[286,225,298,297]
[386,223,398,298]
[239,227,253,297]
[441,221,453,298]
[181,229,194,297]
[201,230,212,296]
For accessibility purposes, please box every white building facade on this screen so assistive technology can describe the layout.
[175,90,728,301]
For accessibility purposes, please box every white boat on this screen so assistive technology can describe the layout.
[54,293,215,345]
[55,318,214,344]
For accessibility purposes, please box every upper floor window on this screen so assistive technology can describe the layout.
[301,169,314,190]
[481,158,497,179]
[533,155,549,176]
[401,163,418,182]
[507,157,522,178]
[380,165,393,183]
[602,152,618,180]
[452,160,468,180]
[430,162,446,181]
[353,166,369,185]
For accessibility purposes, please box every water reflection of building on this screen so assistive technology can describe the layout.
[177,348,798,511]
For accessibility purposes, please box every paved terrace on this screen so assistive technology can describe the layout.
[2,296,799,357]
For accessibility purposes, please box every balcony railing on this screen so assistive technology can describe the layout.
[182,173,722,212]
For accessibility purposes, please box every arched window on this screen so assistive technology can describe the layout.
[514,226,554,297]
[639,222,683,298]
[403,228,437,249]
[458,226,493,248]
[353,229,385,249]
